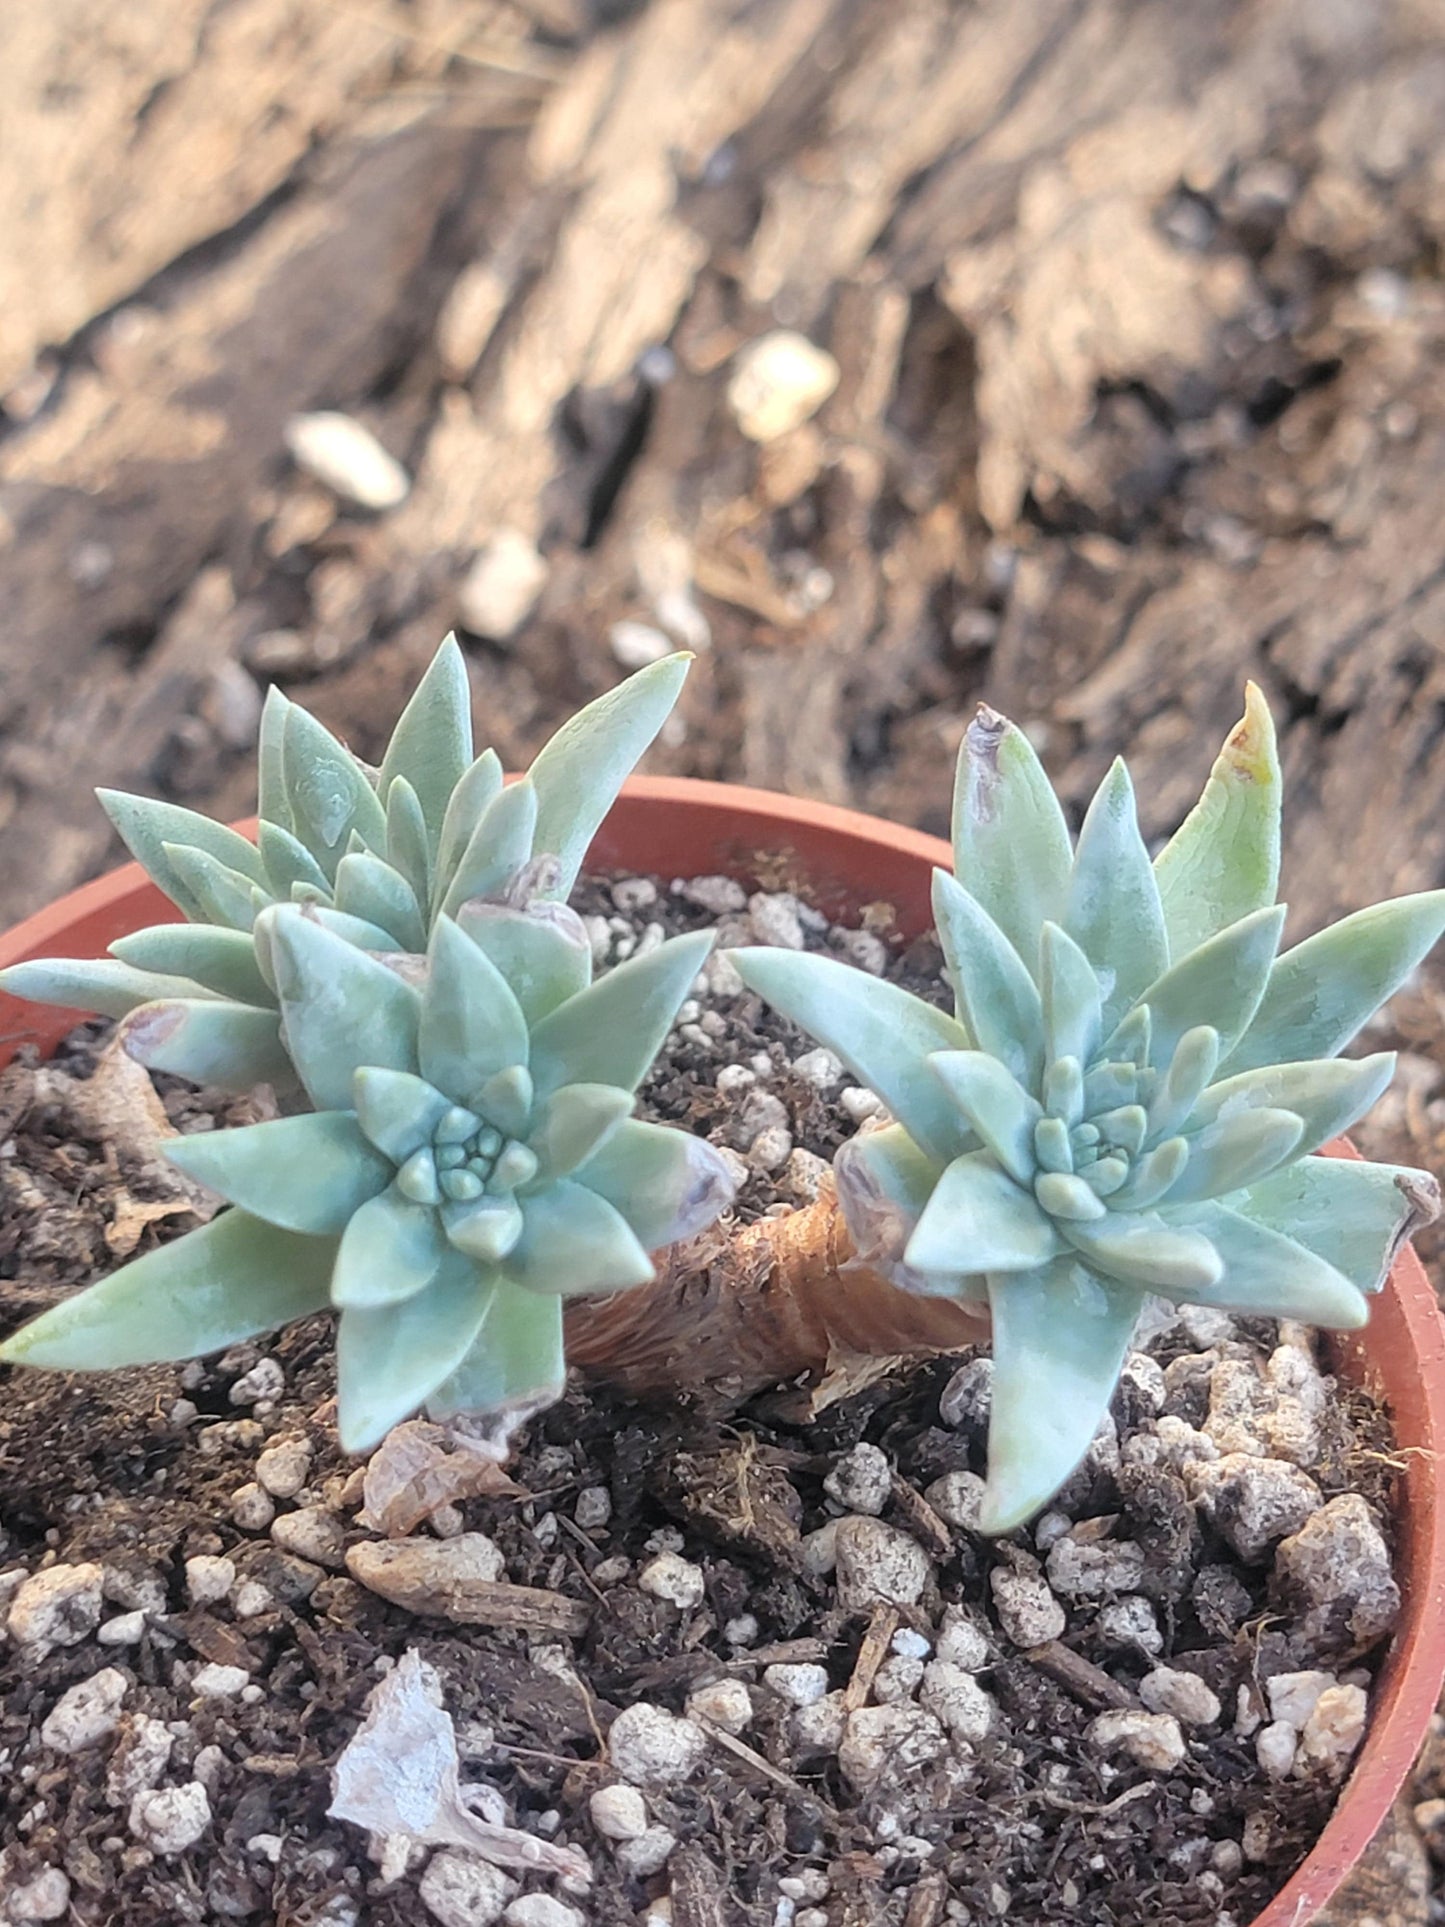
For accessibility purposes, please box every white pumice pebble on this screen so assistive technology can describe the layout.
[1295,1683,1368,1776]
[589,1783,649,1840]
[1086,1710,1187,1772]
[575,1486,612,1531]
[1265,1670,1336,1730]
[615,1826,678,1877]
[791,1047,843,1089]
[228,1356,284,1405]
[791,1691,848,1758]
[97,1610,148,1646]
[272,1506,347,1569]
[871,1655,925,1703]
[8,1563,104,1649]
[284,412,409,510]
[185,1554,236,1605]
[764,1663,830,1708]
[459,530,548,641]
[418,1849,515,1927]
[230,1483,277,1532]
[638,1552,706,1610]
[4,1868,71,1921]
[1033,1509,1073,1551]
[834,1517,933,1610]
[832,929,887,974]
[610,621,672,669]
[685,1677,754,1732]
[839,1705,947,1789]
[504,1897,586,1927]
[1094,1595,1164,1656]
[40,1667,129,1753]
[920,1662,996,1743]
[989,1565,1065,1647]
[1138,1666,1222,1726]
[840,1086,884,1122]
[256,1437,313,1498]
[824,1442,892,1516]
[924,1471,986,1531]
[1274,1493,1400,1651]
[748,891,806,950]
[939,1358,993,1431]
[728,331,840,442]
[676,875,748,914]
[891,1626,932,1661]
[1045,1533,1146,1601]
[1256,1720,1298,1782]
[934,1607,988,1671]
[192,1663,251,1698]
[128,1781,212,1855]
[1185,1454,1323,1561]
[800,1520,840,1575]
[607,1705,709,1787]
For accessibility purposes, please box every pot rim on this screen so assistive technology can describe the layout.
[2,771,1443,1926]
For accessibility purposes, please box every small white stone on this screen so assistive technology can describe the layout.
[504,1897,585,1927]
[685,1677,753,1733]
[784,1147,830,1201]
[934,1606,988,1672]
[272,1507,347,1569]
[233,1579,275,1618]
[1095,1594,1164,1657]
[839,1705,947,1790]
[418,1849,516,1927]
[1274,1494,1400,1651]
[833,929,887,976]
[105,1714,175,1806]
[103,1565,168,1616]
[790,1690,848,1757]
[247,1833,285,1863]
[1121,1353,1167,1412]
[792,1048,843,1090]
[748,891,806,951]
[989,1566,1065,1648]
[229,1356,284,1404]
[800,1521,840,1576]
[1087,1710,1187,1772]
[724,1612,760,1646]
[728,332,840,442]
[834,1517,932,1610]
[5,1868,71,1921]
[589,1783,649,1840]
[194,1743,227,1791]
[1256,1721,1298,1782]
[8,1562,104,1648]
[231,1482,277,1532]
[98,1610,148,1646]
[1045,1534,1146,1601]
[616,1827,677,1878]
[1185,1454,1323,1561]
[192,1662,251,1698]
[925,1471,986,1532]
[575,1486,612,1531]
[824,1443,892,1516]
[677,875,748,914]
[1138,1667,1221,1727]
[765,1664,830,1709]
[256,1437,313,1498]
[610,621,672,670]
[185,1554,237,1605]
[840,1087,883,1123]
[41,1666,129,1752]
[285,412,410,511]
[1265,1670,1336,1731]
[780,1871,830,1903]
[940,1359,993,1431]
[747,1124,794,1173]
[459,530,548,641]
[639,1552,706,1611]
[1295,1683,1368,1777]
[608,1705,709,1787]
[920,1662,996,1743]
[872,1655,924,1703]
[129,1780,212,1854]
[1033,1510,1073,1552]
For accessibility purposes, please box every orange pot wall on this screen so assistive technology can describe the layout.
[2,775,1442,1927]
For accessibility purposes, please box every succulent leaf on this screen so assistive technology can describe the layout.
[1163,1201,1369,1326]
[259,820,330,900]
[336,1251,494,1452]
[729,948,972,1163]
[332,1187,447,1307]
[530,1084,634,1182]
[165,1113,391,1235]
[0,1211,336,1371]
[1132,904,1284,1069]
[981,1259,1143,1534]
[353,1066,455,1162]
[1154,682,1280,955]
[510,1180,656,1295]
[906,1153,1063,1273]
[529,653,692,898]
[438,778,540,920]
[1236,1156,1440,1298]
[417,917,530,1106]
[334,852,426,951]
[162,843,261,931]
[530,930,714,1100]
[1039,922,1102,1068]
[951,707,1072,965]
[0,956,214,1020]
[384,776,433,911]
[377,634,472,851]
[1064,760,1168,1025]
[573,1120,736,1250]
[426,1283,565,1421]
[267,908,421,1109]
[931,869,1041,1084]
[282,704,388,878]
[455,901,592,1027]
[928,1052,1040,1184]
[111,927,276,1010]
[1161,1106,1303,1203]
[120,999,294,1092]
[434,749,504,907]
[1186,1054,1395,1158]
[98,789,267,919]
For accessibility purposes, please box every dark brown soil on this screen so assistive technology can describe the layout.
[0,883,1402,1927]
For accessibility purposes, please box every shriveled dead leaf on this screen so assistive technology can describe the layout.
[360,1420,522,1536]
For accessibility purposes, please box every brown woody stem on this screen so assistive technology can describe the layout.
[564,1181,987,1399]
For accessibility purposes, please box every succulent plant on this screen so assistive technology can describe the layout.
[0,896,734,1450]
[733,687,1445,1533]
[0,637,689,1093]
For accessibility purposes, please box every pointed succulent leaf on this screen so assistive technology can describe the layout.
[434,750,504,907]
[282,703,388,877]
[266,908,420,1109]
[980,1259,1143,1533]
[907,1153,1063,1274]
[111,927,276,1009]
[1155,683,1281,955]
[384,775,432,912]
[426,1282,565,1421]
[418,917,530,1109]
[378,633,472,851]
[1034,1172,1107,1221]
[1187,1054,1395,1157]
[257,686,294,833]
[332,1187,447,1307]
[1146,1025,1222,1141]
[0,1211,335,1371]
[352,1067,453,1161]
[951,706,1073,966]
[529,653,691,898]
[729,948,971,1164]
[1225,892,1445,1073]
[336,1251,493,1452]
[1235,1155,1440,1298]
[1064,759,1169,1025]
[98,789,266,919]
[531,930,714,1102]
[1092,1105,1147,1155]
[455,900,592,1027]
[573,1120,734,1250]
[530,1084,634,1182]
[1039,922,1102,1068]
[1060,1210,1222,1293]
[931,869,1042,1084]
[1082,1063,1137,1112]
[438,778,541,921]
[259,821,329,900]
[832,1125,984,1300]
[928,1052,1041,1184]
[165,1113,391,1234]
[1108,1136,1189,1212]
[1162,1200,1370,1326]
[1043,1055,1083,1125]
[1123,905,1284,1073]
[478,1065,534,1138]
[335,852,426,951]
[509,1179,655,1295]
[305,904,399,952]
[121,999,294,1092]
[1162,1106,1303,1203]
[444,1195,525,1262]
[163,843,262,931]
[0,956,213,1020]
[1106,1005,1152,1066]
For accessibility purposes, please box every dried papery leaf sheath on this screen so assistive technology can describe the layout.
[0,635,692,1092]
[733,686,1444,1532]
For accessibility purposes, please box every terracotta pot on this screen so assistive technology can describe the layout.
[2,774,1443,1926]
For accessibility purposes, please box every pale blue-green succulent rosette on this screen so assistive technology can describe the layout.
[0,902,733,1451]
[0,637,690,1095]
[733,687,1444,1533]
